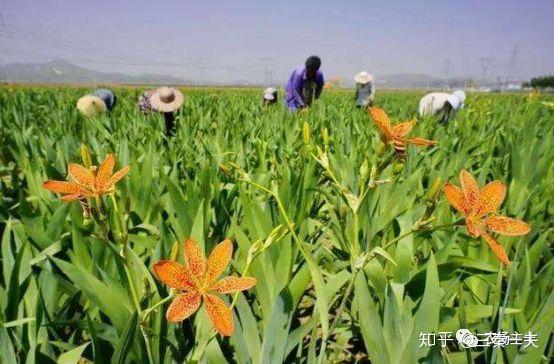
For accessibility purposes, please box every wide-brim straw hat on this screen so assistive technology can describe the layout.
[150,87,184,112]
[354,71,374,84]
[77,95,107,116]
[263,87,277,100]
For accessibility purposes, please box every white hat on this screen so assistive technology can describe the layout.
[354,71,374,84]
[263,87,277,100]
[447,94,461,109]
[452,90,466,103]
[77,95,107,116]
[150,87,184,112]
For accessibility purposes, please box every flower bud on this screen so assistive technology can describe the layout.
[393,162,404,174]
[169,241,180,261]
[322,128,329,146]
[376,141,386,156]
[426,177,443,202]
[80,144,92,168]
[359,159,369,180]
[302,121,311,144]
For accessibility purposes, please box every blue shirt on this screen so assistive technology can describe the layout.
[285,67,324,111]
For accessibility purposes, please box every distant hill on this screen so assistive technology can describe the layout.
[0,59,189,85]
[0,59,488,89]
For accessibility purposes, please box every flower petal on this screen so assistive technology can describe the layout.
[211,276,257,294]
[43,180,87,194]
[184,239,206,280]
[368,107,393,140]
[482,233,510,265]
[60,193,83,202]
[444,183,468,213]
[68,163,94,187]
[484,216,531,236]
[477,181,506,216]
[391,120,416,138]
[204,293,234,336]
[166,292,201,322]
[96,154,115,186]
[107,166,131,187]
[466,218,485,238]
[152,260,196,290]
[205,239,233,283]
[459,170,480,210]
[404,137,437,146]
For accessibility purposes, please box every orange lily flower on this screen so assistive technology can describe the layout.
[444,170,531,265]
[42,154,130,201]
[369,107,437,158]
[153,238,257,336]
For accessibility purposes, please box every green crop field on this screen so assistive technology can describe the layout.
[0,87,553,363]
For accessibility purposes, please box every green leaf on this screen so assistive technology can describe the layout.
[111,310,138,364]
[57,342,90,364]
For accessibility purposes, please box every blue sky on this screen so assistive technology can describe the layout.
[1,0,553,83]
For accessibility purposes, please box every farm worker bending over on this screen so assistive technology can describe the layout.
[418,90,466,125]
[354,71,375,108]
[149,87,184,137]
[263,87,278,106]
[285,55,325,111]
[76,88,116,117]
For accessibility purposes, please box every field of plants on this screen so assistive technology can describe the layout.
[0,86,552,364]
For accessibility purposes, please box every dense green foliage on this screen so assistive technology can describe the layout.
[0,87,553,363]
[523,75,554,88]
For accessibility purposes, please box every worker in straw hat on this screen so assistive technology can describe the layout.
[354,71,375,108]
[76,88,117,117]
[262,87,278,106]
[149,86,184,136]
[418,90,466,125]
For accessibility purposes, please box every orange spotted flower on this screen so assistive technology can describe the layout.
[369,107,437,158]
[444,170,531,265]
[42,154,130,201]
[153,238,257,336]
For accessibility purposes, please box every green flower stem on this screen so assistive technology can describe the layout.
[141,293,175,322]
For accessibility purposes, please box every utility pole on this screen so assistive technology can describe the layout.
[259,57,272,85]
[443,58,451,90]
[478,57,493,84]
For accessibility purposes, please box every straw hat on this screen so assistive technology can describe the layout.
[354,71,374,84]
[150,87,184,112]
[77,95,107,116]
[263,87,277,100]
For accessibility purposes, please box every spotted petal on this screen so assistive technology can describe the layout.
[183,239,206,280]
[107,166,131,187]
[68,163,94,187]
[43,180,88,195]
[391,120,416,138]
[477,181,506,216]
[459,170,480,211]
[153,260,196,290]
[482,233,510,265]
[211,276,257,294]
[444,183,468,214]
[369,107,393,140]
[205,239,233,284]
[166,292,201,322]
[96,154,115,186]
[204,293,234,336]
[484,216,531,236]
[404,137,437,146]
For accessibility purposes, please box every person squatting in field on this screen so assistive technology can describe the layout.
[262,87,278,106]
[285,55,325,111]
[76,88,117,117]
[354,71,375,108]
[138,86,184,136]
[418,90,466,124]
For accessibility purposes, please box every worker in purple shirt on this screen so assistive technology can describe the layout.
[285,55,325,111]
